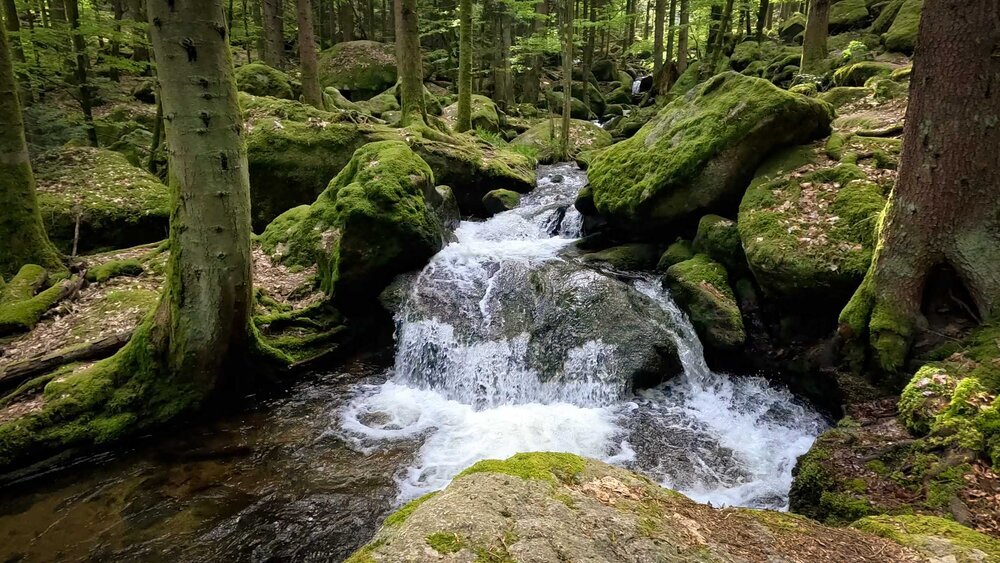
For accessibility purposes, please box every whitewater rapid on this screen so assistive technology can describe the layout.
[337,163,826,509]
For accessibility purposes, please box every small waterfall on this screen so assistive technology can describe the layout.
[631,77,644,96]
[339,163,826,508]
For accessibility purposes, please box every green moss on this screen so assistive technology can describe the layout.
[384,491,439,527]
[692,214,745,274]
[343,538,385,563]
[832,61,894,87]
[882,0,923,54]
[788,446,833,520]
[583,243,660,271]
[587,72,832,236]
[85,259,144,283]
[235,63,295,99]
[458,452,587,484]
[665,254,745,350]
[511,119,611,164]
[482,189,521,215]
[317,40,397,100]
[442,94,500,133]
[828,0,869,30]
[657,240,694,271]
[426,532,464,554]
[818,491,873,523]
[819,86,870,109]
[0,266,72,336]
[853,515,1000,560]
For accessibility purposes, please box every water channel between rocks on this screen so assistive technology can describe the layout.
[0,163,827,563]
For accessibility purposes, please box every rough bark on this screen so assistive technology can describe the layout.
[2,0,24,63]
[124,0,149,62]
[262,0,284,69]
[338,0,353,41]
[755,0,769,40]
[0,22,62,278]
[676,0,688,72]
[456,0,472,131]
[520,0,545,105]
[800,0,829,74]
[665,0,676,63]
[65,0,97,146]
[559,0,572,159]
[840,0,1000,376]
[493,0,513,111]
[297,0,323,108]
[704,0,733,78]
[582,0,594,112]
[394,0,424,126]
[652,0,664,74]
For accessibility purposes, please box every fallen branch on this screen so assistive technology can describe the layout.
[0,330,133,392]
[856,123,905,137]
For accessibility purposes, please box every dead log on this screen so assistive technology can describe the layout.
[0,330,133,392]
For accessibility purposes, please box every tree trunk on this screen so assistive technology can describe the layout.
[48,0,65,22]
[338,0,353,41]
[297,0,323,108]
[652,0,664,75]
[665,0,676,63]
[109,0,124,82]
[755,0,769,41]
[366,0,374,39]
[262,0,284,68]
[2,0,24,63]
[676,0,688,72]
[394,0,424,126]
[125,0,149,63]
[0,21,63,277]
[65,0,97,147]
[800,0,829,74]
[456,0,472,131]
[704,0,732,78]
[559,0,572,159]
[493,0,513,111]
[840,0,1000,376]
[581,0,594,112]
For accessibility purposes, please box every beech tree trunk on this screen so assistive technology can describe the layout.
[262,0,284,68]
[800,0,829,74]
[840,0,1000,376]
[665,0,676,63]
[652,0,664,75]
[2,0,24,63]
[676,0,688,72]
[394,0,424,126]
[0,21,62,278]
[297,0,323,108]
[456,0,472,131]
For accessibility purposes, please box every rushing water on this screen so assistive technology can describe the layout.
[339,163,827,509]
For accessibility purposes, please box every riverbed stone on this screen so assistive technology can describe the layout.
[581,243,661,271]
[482,189,520,216]
[581,72,833,239]
[665,254,746,351]
[346,452,985,562]
[692,214,746,274]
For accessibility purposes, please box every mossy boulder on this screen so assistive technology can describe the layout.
[581,243,661,271]
[235,63,294,99]
[779,12,807,43]
[481,189,520,216]
[855,515,1000,561]
[317,40,397,100]
[512,119,612,164]
[322,86,362,112]
[0,264,67,336]
[656,240,694,271]
[259,141,445,304]
[738,145,886,302]
[833,61,895,87]
[347,452,965,562]
[34,147,169,253]
[591,59,618,82]
[882,0,922,53]
[605,104,657,139]
[692,214,746,274]
[820,86,871,108]
[545,90,593,120]
[665,255,745,351]
[582,72,833,238]
[356,89,400,117]
[440,94,500,133]
[566,81,607,117]
[870,0,905,34]
[829,0,870,32]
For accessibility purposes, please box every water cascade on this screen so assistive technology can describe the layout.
[339,163,826,509]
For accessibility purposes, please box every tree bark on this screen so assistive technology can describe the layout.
[0,21,63,277]
[64,0,97,147]
[559,0,572,159]
[456,0,472,131]
[755,0,769,40]
[338,0,353,41]
[48,0,65,22]
[676,0,688,72]
[2,0,24,63]
[840,0,1000,376]
[297,0,323,108]
[704,0,732,78]
[125,0,149,63]
[493,0,513,111]
[652,0,664,75]
[800,0,829,74]
[262,0,284,68]
[520,0,545,105]
[665,0,676,64]
[394,0,424,126]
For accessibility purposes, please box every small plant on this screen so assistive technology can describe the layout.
[842,41,872,64]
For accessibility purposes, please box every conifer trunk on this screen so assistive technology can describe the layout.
[676,0,688,72]
[800,0,829,74]
[338,0,354,41]
[493,2,513,110]
[262,0,284,68]
[0,22,62,278]
[2,0,24,63]
[652,0,664,75]
[65,0,97,146]
[394,0,424,126]
[665,0,676,64]
[456,0,472,131]
[297,0,323,108]
[559,0,572,158]
[840,0,1000,376]
[755,0,769,40]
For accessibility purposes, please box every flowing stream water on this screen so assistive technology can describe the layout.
[0,163,826,562]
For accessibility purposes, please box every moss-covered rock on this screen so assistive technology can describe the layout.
[870,0,905,34]
[665,255,745,351]
[656,240,694,272]
[882,0,922,53]
[583,72,833,238]
[853,515,1000,561]
[317,40,397,100]
[34,147,169,253]
[85,258,144,283]
[0,265,73,336]
[348,452,961,562]
[235,63,294,99]
[322,86,362,112]
[738,145,886,302]
[440,94,500,133]
[833,61,895,86]
[582,243,661,271]
[259,140,445,303]
[604,104,657,140]
[779,12,807,43]
[820,86,871,108]
[829,0,870,32]
[481,189,520,216]
[512,118,612,164]
[545,90,593,120]
[692,214,746,274]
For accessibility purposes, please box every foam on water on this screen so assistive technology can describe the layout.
[338,163,826,509]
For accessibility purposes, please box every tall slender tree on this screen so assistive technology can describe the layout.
[262,0,284,68]
[297,0,323,108]
[652,0,665,74]
[800,0,829,74]
[559,0,572,159]
[0,21,62,277]
[665,0,677,64]
[2,0,24,63]
[456,0,472,131]
[676,0,688,72]
[394,0,424,125]
[64,0,97,146]
[755,0,769,40]
[339,0,354,41]
[841,0,1000,375]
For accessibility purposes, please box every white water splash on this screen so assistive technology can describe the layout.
[338,163,825,509]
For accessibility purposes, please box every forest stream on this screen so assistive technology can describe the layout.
[0,164,827,562]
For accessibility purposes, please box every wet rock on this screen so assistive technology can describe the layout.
[581,243,661,271]
[665,255,746,351]
[482,189,521,216]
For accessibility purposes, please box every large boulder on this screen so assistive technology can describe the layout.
[34,147,169,253]
[512,119,612,163]
[235,63,294,99]
[829,0,870,32]
[779,12,807,43]
[591,59,618,82]
[347,452,993,562]
[440,94,500,133]
[882,0,922,53]
[481,189,520,216]
[737,144,887,303]
[665,254,746,351]
[317,40,397,100]
[259,141,446,304]
[580,72,833,239]
[833,61,895,87]
[692,214,746,274]
[545,90,593,120]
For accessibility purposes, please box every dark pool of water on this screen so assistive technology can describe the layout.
[0,356,409,563]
